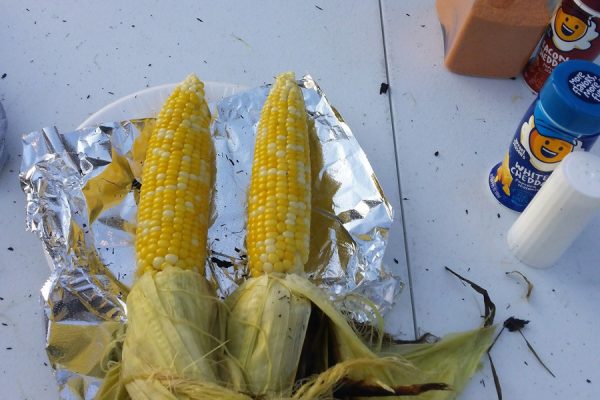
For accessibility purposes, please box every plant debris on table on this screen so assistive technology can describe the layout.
[506,271,533,299]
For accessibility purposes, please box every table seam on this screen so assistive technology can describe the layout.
[378,0,418,339]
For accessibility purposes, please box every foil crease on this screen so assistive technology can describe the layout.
[20,76,401,399]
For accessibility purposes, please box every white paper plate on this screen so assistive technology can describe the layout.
[78,81,247,129]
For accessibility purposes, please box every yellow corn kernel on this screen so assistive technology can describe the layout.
[135,74,213,275]
[247,72,310,276]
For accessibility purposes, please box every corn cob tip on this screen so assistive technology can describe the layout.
[180,73,205,96]
[275,71,295,81]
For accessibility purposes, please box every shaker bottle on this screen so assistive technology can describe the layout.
[523,0,600,92]
[490,60,600,212]
[507,151,600,268]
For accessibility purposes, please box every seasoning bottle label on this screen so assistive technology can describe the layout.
[523,0,600,92]
[489,102,598,212]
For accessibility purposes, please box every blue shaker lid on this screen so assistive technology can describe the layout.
[539,60,600,136]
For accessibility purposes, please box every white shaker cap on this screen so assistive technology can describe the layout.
[507,151,600,268]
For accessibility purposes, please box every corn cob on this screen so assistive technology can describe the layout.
[115,75,234,399]
[247,71,311,276]
[226,72,312,397]
[135,74,213,275]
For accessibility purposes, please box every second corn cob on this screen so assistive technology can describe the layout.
[247,72,311,276]
[226,72,312,397]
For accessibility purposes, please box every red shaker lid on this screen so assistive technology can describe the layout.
[576,0,600,16]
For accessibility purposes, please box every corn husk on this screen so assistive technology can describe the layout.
[96,363,129,400]
[225,274,312,396]
[121,267,220,390]
[283,274,424,394]
[265,273,495,400]
[382,326,496,400]
[225,273,435,399]
[97,267,250,399]
[97,266,493,400]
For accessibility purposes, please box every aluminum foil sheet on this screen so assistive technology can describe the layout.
[20,76,401,399]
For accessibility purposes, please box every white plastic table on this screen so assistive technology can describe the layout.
[0,1,598,399]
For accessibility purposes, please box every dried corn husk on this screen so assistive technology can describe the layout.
[383,326,496,400]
